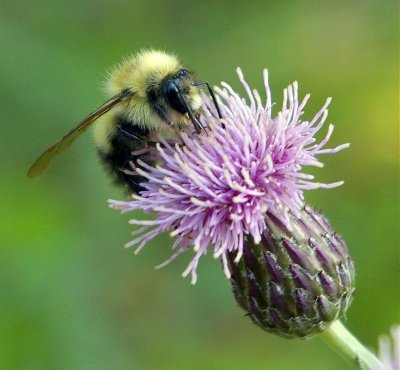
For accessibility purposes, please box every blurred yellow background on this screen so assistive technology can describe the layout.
[1,1,398,369]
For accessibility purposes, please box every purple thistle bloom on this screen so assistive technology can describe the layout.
[376,326,400,370]
[109,69,349,284]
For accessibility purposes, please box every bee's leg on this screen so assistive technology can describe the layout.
[152,103,188,142]
[153,103,174,127]
[117,125,148,143]
[117,124,165,149]
[118,158,147,194]
[126,176,146,194]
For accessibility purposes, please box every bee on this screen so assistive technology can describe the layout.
[27,49,222,193]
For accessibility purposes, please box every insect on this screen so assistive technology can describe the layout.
[27,49,222,193]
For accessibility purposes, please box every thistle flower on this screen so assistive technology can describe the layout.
[229,205,355,338]
[110,69,349,284]
[376,325,400,370]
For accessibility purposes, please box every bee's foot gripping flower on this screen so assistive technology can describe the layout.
[228,205,355,339]
[109,69,350,285]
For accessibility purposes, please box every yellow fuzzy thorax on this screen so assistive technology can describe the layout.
[106,50,182,98]
[93,49,203,153]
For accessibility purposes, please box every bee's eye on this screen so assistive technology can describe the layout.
[164,81,187,114]
[165,81,177,97]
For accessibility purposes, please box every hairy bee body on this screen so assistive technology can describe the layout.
[93,50,202,193]
[95,114,155,193]
[28,49,221,194]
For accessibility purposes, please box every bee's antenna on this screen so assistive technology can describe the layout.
[193,81,223,120]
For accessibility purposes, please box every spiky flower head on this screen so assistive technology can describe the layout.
[110,69,349,284]
[229,205,355,338]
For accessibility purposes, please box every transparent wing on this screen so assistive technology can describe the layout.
[27,89,132,178]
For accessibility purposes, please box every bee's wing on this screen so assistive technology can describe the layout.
[27,89,132,178]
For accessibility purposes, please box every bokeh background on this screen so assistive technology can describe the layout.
[1,1,398,369]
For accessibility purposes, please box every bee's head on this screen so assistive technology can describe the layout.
[107,50,218,132]
[161,68,202,115]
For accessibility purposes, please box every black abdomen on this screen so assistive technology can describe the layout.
[97,116,154,194]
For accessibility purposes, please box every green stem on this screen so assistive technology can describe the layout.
[320,320,384,370]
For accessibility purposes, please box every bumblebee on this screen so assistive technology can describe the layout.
[28,50,221,193]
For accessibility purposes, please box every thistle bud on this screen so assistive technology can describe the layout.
[228,205,355,339]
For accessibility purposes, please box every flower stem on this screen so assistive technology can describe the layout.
[320,320,383,369]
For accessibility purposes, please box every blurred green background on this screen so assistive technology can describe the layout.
[1,1,398,369]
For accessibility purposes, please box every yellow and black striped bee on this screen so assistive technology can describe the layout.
[28,49,221,193]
